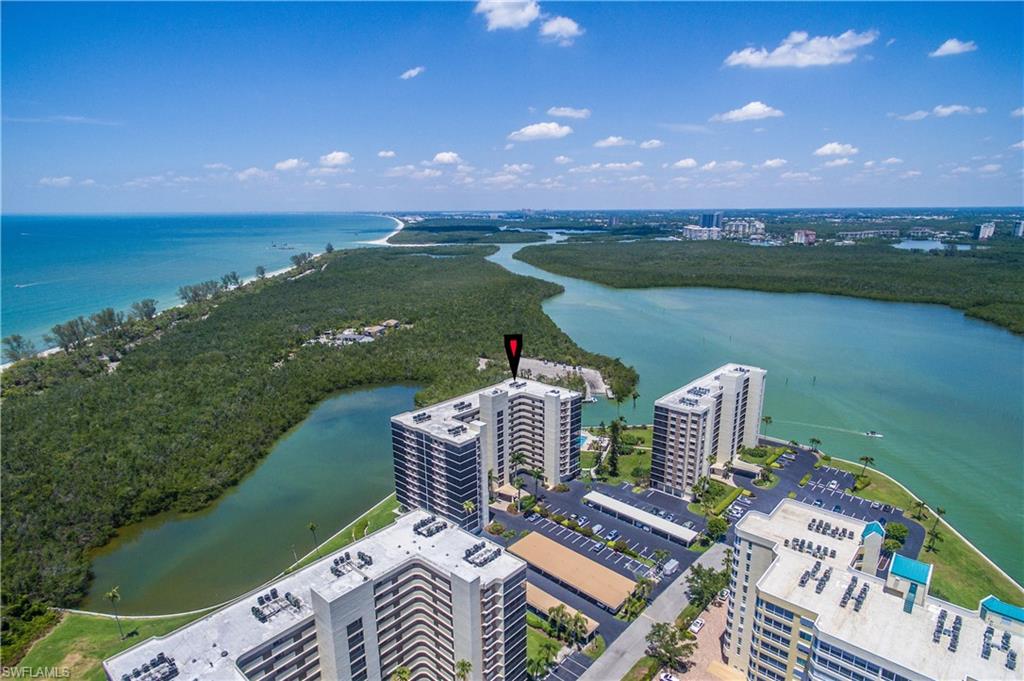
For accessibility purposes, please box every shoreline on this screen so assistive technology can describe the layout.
[361,214,404,245]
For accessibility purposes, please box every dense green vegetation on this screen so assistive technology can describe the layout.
[0,245,637,663]
[388,219,550,244]
[516,240,1024,334]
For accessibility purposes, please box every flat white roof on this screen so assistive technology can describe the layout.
[583,491,698,544]
[743,500,1023,680]
[654,363,764,413]
[392,378,580,444]
[104,510,524,681]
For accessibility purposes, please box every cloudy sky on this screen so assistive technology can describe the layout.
[3,1,1022,212]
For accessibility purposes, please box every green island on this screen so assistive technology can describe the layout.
[515,239,1024,334]
[387,218,551,244]
[0,244,638,663]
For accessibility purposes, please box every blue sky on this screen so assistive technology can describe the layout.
[2,1,1022,212]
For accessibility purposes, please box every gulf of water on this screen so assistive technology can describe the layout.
[1,213,395,345]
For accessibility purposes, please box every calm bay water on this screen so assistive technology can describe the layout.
[1,213,395,345]
[491,244,1024,583]
[80,385,416,615]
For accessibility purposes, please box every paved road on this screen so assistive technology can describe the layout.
[579,543,729,681]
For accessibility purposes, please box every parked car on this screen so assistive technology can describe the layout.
[591,541,603,552]
[832,504,842,513]
[683,520,695,529]
[592,524,604,535]
[827,480,839,491]
[813,499,824,507]
[570,513,578,521]
[870,501,881,510]
[578,515,589,526]
[524,512,536,522]
[688,618,705,635]
[882,504,894,513]
[607,529,620,541]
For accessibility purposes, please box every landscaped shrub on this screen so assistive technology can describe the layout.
[799,473,811,486]
[486,521,505,535]
[553,483,570,492]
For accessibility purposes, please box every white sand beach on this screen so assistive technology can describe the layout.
[363,215,405,245]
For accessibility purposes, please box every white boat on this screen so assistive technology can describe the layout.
[864,431,884,438]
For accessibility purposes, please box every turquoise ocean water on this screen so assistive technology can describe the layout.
[1,213,395,345]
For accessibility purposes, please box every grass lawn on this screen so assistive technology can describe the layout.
[20,612,202,681]
[527,625,561,666]
[288,494,398,572]
[581,448,599,471]
[622,427,653,447]
[622,655,660,681]
[752,472,780,490]
[738,445,785,465]
[828,457,1024,608]
[583,634,606,661]
[597,449,652,486]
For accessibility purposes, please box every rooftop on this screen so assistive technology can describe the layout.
[890,554,932,585]
[583,490,698,544]
[861,520,885,539]
[654,363,764,413]
[392,378,581,444]
[104,510,524,681]
[740,500,1022,680]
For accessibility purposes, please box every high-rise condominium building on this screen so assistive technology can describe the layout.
[391,379,582,532]
[104,510,529,681]
[650,364,766,498]
[725,499,1022,681]
[700,211,723,229]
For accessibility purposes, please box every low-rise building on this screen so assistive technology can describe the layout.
[836,229,901,240]
[681,225,722,240]
[363,325,387,337]
[104,510,528,681]
[725,499,1023,681]
[793,230,817,245]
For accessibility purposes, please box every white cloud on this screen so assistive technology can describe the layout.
[539,16,583,46]
[400,66,426,80]
[900,170,922,179]
[724,29,878,68]
[814,142,859,156]
[79,178,96,186]
[978,163,1001,173]
[824,158,853,167]
[780,171,821,182]
[320,150,353,167]
[932,104,986,118]
[895,110,930,121]
[547,106,590,119]
[710,101,784,123]
[881,157,903,165]
[377,150,396,158]
[660,123,712,134]
[639,139,664,149]
[671,158,698,169]
[203,162,231,170]
[507,121,573,141]
[236,167,271,181]
[929,38,977,57]
[603,161,643,171]
[1011,140,1024,150]
[594,135,634,148]
[502,163,534,174]
[432,151,463,165]
[274,158,307,171]
[474,0,540,30]
[307,167,346,176]
[38,175,73,187]
[386,165,442,179]
[553,155,573,165]
[760,158,787,168]
[701,160,744,171]
[1012,108,1024,118]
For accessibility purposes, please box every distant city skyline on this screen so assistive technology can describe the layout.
[2,1,1022,212]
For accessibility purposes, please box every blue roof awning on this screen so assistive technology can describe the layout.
[891,554,932,584]
[861,521,885,539]
[981,596,1024,623]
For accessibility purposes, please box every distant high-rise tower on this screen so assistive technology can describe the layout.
[700,212,723,229]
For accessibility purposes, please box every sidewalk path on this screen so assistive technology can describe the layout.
[580,543,728,681]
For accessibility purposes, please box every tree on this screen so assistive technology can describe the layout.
[570,611,589,646]
[487,469,495,499]
[221,271,241,288]
[2,335,37,363]
[91,307,125,336]
[809,437,822,452]
[925,527,944,552]
[46,316,93,352]
[653,548,670,567]
[885,522,908,546]
[290,252,313,267]
[548,604,569,637]
[308,521,320,557]
[513,477,525,513]
[931,507,946,532]
[634,577,654,602]
[911,500,928,521]
[686,563,728,608]
[462,499,476,521]
[392,667,411,681]
[531,467,544,498]
[645,622,696,672]
[105,586,124,640]
[706,516,728,543]
[130,298,158,320]
[757,463,773,485]
[511,451,526,479]
[455,658,472,681]
[526,655,548,679]
[631,389,639,408]
[255,264,266,279]
[325,242,335,253]
[883,538,903,555]
[858,455,875,478]
[761,414,773,436]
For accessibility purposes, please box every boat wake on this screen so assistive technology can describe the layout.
[774,419,871,437]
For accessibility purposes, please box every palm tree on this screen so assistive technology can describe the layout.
[307,521,320,557]
[758,463,773,485]
[635,577,654,601]
[700,497,714,518]
[631,389,640,409]
[526,655,548,679]
[462,499,476,523]
[548,604,569,638]
[761,415,773,436]
[487,469,495,499]
[511,451,527,480]
[653,548,670,567]
[925,527,944,553]
[858,456,875,478]
[455,659,472,681]
[911,500,928,520]
[570,612,589,646]
[931,507,946,532]
[105,586,124,640]
[392,667,412,681]
[513,477,526,513]
[809,437,822,452]
[531,467,544,499]
[789,439,800,451]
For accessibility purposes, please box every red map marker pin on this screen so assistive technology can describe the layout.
[504,334,523,379]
